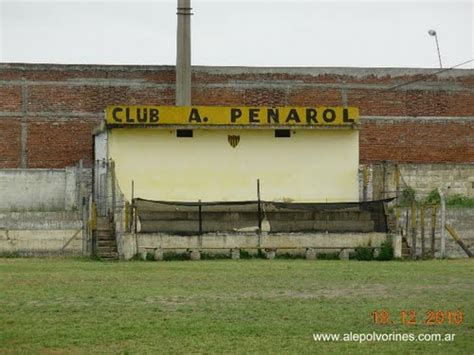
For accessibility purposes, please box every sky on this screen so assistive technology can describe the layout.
[0,0,473,68]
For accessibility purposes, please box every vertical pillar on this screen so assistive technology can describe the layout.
[362,165,369,202]
[438,188,446,258]
[411,203,417,260]
[420,206,425,258]
[176,0,192,106]
[431,204,437,258]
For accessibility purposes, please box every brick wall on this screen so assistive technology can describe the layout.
[0,64,473,168]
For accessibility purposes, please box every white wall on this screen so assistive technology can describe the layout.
[0,168,78,211]
[108,128,359,202]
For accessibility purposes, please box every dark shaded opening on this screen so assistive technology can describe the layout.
[275,129,291,138]
[177,129,193,138]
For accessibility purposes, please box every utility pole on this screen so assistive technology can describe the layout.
[176,0,192,106]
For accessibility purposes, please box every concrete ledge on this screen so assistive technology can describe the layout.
[121,232,387,260]
[0,229,83,255]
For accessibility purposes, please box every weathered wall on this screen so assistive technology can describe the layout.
[0,166,92,211]
[109,128,359,202]
[119,232,388,260]
[1,64,473,169]
[398,207,474,259]
[0,211,84,255]
[359,163,474,201]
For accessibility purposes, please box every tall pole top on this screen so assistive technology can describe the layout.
[176,0,192,106]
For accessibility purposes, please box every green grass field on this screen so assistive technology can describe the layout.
[1,258,473,354]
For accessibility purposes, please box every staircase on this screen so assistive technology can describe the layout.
[95,217,118,260]
[401,237,411,259]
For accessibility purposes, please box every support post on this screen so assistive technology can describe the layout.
[132,180,139,256]
[411,203,417,260]
[395,164,400,198]
[445,224,473,258]
[420,206,425,259]
[438,188,446,258]
[257,179,262,233]
[198,199,203,247]
[405,209,409,238]
[110,160,116,221]
[431,204,437,258]
[362,165,368,201]
[395,206,401,235]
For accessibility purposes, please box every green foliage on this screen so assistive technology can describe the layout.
[317,252,340,260]
[376,237,394,261]
[399,187,417,206]
[162,251,189,261]
[425,189,440,205]
[447,194,474,208]
[146,252,155,261]
[0,252,22,258]
[354,246,374,261]
[423,190,474,208]
[238,250,254,259]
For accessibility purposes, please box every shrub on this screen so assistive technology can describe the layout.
[376,238,394,261]
[447,194,474,208]
[425,189,440,205]
[317,252,340,260]
[354,246,373,261]
[399,187,416,206]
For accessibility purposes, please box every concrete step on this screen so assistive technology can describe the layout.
[96,230,113,237]
[96,217,113,230]
[98,246,117,253]
[98,240,116,247]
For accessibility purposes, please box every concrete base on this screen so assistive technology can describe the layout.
[305,248,317,260]
[140,250,148,261]
[189,250,201,261]
[154,248,164,261]
[231,248,240,260]
[265,248,276,260]
[392,234,402,258]
[122,232,388,260]
[339,249,350,260]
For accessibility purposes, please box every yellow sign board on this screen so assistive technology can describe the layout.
[106,106,359,127]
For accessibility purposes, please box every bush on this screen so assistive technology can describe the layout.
[425,189,440,205]
[399,187,417,206]
[376,238,394,261]
[447,194,474,208]
[317,252,340,260]
[354,246,373,261]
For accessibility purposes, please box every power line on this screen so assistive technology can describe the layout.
[350,58,474,102]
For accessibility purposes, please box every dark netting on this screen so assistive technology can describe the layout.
[133,198,394,235]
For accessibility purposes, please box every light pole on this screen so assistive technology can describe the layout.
[428,29,442,68]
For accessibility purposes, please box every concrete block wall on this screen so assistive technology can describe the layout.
[0,211,84,255]
[398,207,474,258]
[0,166,92,211]
[0,64,473,169]
[359,163,474,201]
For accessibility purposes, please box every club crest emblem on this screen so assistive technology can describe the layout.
[228,135,240,148]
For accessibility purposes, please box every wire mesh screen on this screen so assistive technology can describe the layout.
[134,198,394,235]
